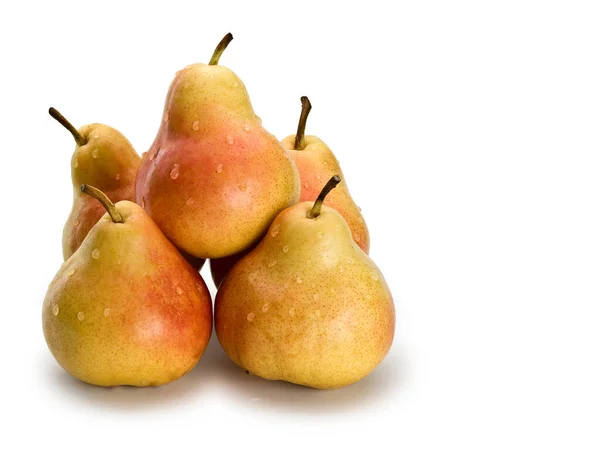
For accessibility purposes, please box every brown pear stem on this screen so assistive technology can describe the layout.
[294,96,312,150]
[80,185,124,223]
[209,33,233,65]
[48,107,87,146]
[308,175,341,219]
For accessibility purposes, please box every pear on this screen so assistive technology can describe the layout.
[42,185,213,387]
[281,97,369,253]
[136,33,301,259]
[49,108,141,260]
[215,176,395,389]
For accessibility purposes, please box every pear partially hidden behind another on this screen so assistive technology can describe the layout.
[42,185,213,387]
[215,176,394,389]
[281,97,369,253]
[49,108,141,260]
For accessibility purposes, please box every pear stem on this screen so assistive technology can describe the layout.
[308,175,341,219]
[48,107,87,146]
[80,185,124,223]
[294,96,312,150]
[209,33,233,65]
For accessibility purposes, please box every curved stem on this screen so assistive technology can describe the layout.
[294,96,312,150]
[209,33,233,65]
[308,175,341,219]
[48,107,87,146]
[80,185,124,223]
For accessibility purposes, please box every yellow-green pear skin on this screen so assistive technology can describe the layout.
[136,34,300,259]
[215,202,395,389]
[62,122,140,260]
[43,200,213,387]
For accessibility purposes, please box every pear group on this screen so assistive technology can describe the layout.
[42,33,395,390]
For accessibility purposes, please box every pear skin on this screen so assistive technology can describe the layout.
[43,187,212,387]
[281,97,369,253]
[136,34,300,259]
[49,108,141,260]
[215,177,394,389]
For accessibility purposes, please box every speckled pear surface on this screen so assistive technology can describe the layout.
[43,200,213,387]
[136,35,300,259]
[215,201,394,389]
[61,120,140,260]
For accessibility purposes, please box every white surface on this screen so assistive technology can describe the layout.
[2,1,600,448]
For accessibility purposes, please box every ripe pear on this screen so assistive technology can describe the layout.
[281,97,369,253]
[215,176,395,389]
[42,185,213,387]
[49,108,141,260]
[136,33,300,259]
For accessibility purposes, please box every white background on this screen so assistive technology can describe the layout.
[1,1,599,448]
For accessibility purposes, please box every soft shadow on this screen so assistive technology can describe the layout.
[204,335,408,414]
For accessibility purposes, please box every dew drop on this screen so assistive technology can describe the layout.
[93,133,100,139]
[170,164,180,180]
[339,266,344,273]
[288,307,295,317]
[355,234,361,242]
[347,258,353,264]
[163,111,170,122]
[216,164,223,173]
[196,282,203,292]
[192,120,200,131]
[370,272,379,281]
[149,151,155,161]
[247,312,255,322]
[262,304,269,313]
[268,260,277,268]
[73,159,78,168]
[115,173,120,180]
[366,294,372,300]
[315,309,321,318]
[306,260,313,267]
[77,312,85,321]
[304,182,309,188]
[233,81,239,87]
[141,196,146,208]
[296,277,303,284]
[117,259,122,265]
[73,219,80,227]
[91,149,99,158]
[67,268,76,276]
[52,304,59,316]
[91,248,100,259]
[271,224,280,237]
[315,174,321,180]
[313,294,319,301]
[186,197,194,206]
[226,135,234,145]
[282,245,289,253]
[243,123,252,132]
[176,287,183,295]
[103,308,111,317]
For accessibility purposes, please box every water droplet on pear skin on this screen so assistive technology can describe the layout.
[163,111,170,122]
[91,249,100,259]
[186,197,194,206]
[304,182,309,188]
[226,135,234,145]
[149,151,155,161]
[73,159,78,168]
[93,133,100,139]
[288,307,295,317]
[73,219,80,227]
[170,164,180,180]
[262,304,269,313]
[268,260,277,267]
[216,164,223,173]
[315,174,321,180]
[233,81,239,87]
[77,312,85,321]
[192,120,200,131]
[370,272,379,281]
[117,259,121,265]
[282,245,289,253]
[91,149,98,158]
[296,277,303,284]
[142,152,147,158]
[315,309,321,318]
[354,234,361,242]
[271,224,280,237]
[103,308,111,317]
[115,173,120,180]
[313,294,319,301]
[339,266,344,273]
[52,304,59,316]
[247,312,255,322]
[176,287,183,295]
[67,268,76,276]
[243,123,252,132]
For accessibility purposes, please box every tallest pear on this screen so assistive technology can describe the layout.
[136,34,300,259]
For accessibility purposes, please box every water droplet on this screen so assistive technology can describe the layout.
[209,74,214,79]
[271,224,280,237]
[239,182,247,191]
[282,245,289,253]
[192,120,200,131]
[163,111,170,122]
[339,266,344,273]
[141,196,146,208]
[115,173,120,180]
[216,164,223,173]
[170,164,180,180]
[355,234,361,242]
[243,123,252,132]
[315,309,321,318]
[73,159,78,168]
[142,152,147,158]
[262,304,269,313]
[117,259,121,265]
[247,312,255,322]
[149,151,155,161]
[226,135,234,145]
[366,294,372,300]
[91,248,100,259]
[186,197,194,206]
[370,272,379,281]
[315,174,321,180]
[73,219,80,227]
[317,231,324,239]
[347,258,353,264]
[330,287,336,294]
[233,81,239,87]
[93,133,100,139]
[283,283,290,289]
[142,271,148,277]
[103,308,111,317]
[52,304,59,316]
[77,312,85,321]
[91,149,99,158]
[296,277,303,284]
[175,287,183,295]
[306,260,313,267]
[195,282,203,292]
[268,260,277,268]
[67,268,76,276]
[304,182,309,188]
[288,307,295,317]
[313,294,319,301]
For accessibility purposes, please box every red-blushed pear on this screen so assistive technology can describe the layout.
[135,33,300,259]
[49,108,141,260]
[281,97,369,253]
[215,176,395,389]
[42,185,213,387]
